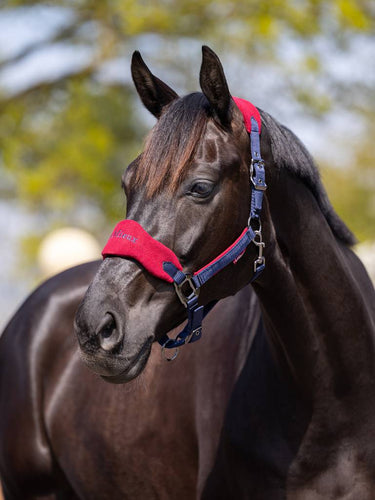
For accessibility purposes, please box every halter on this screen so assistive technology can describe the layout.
[102,97,267,360]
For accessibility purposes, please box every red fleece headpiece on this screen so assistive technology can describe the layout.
[232,97,261,133]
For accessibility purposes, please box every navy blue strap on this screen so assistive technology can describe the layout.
[250,116,261,161]
[159,259,263,351]
[252,261,265,281]
[249,117,266,223]
[163,262,186,284]
[192,226,255,288]
[159,226,262,351]
[158,300,217,349]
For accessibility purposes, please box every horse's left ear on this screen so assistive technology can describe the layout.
[199,46,232,128]
[131,51,179,118]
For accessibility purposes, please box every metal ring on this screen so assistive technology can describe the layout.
[161,345,179,362]
[248,216,262,233]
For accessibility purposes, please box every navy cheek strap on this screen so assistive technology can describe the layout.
[158,112,267,359]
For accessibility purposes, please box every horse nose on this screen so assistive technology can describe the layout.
[96,312,123,352]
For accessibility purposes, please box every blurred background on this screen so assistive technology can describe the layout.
[0,0,374,332]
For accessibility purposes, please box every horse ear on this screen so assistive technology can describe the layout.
[131,51,178,118]
[199,46,232,127]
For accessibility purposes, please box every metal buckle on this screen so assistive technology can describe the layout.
[174,274,200,308]
[250,159,267,191]
[253,230,265,272]
[183,329,196,345]
[191,326,202,341]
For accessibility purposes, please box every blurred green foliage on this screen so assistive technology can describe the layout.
[323,164,375,243]
[0,80,143,227]
[322,117,375,242]
[0,0,374,246]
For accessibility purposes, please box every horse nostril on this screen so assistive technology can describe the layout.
[96,313,123,352]
[99,313,116,338]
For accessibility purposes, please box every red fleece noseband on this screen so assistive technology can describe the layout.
[102,220,182,283]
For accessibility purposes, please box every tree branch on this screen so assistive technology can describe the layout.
[0,64,98,110]
[0,18,89,73]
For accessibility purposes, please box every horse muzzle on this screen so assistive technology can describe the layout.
[74,258,159,382]
[75,304,154,383]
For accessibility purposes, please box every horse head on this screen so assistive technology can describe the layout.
[74,47,272,383]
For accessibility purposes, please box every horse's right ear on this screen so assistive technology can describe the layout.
[199,46,232,128]
[131,51,178,118]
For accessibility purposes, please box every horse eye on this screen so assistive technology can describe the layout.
[188,181,215,198]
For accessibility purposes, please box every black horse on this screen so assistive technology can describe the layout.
[1,46,375,499]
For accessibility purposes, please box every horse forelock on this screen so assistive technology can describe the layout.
[134,92,211,197]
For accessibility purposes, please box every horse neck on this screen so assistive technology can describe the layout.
[254,169,375,406]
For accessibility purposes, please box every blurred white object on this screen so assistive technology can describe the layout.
[38,227,101,278]
[355,241,375,284]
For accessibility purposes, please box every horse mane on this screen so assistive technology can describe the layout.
[259,110,356,246]
[134,92,355,246]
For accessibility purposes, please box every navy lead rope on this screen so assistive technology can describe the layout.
[158,117,266,359]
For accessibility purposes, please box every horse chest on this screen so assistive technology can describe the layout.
[287,442,375,500]
[287,450,375,500]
